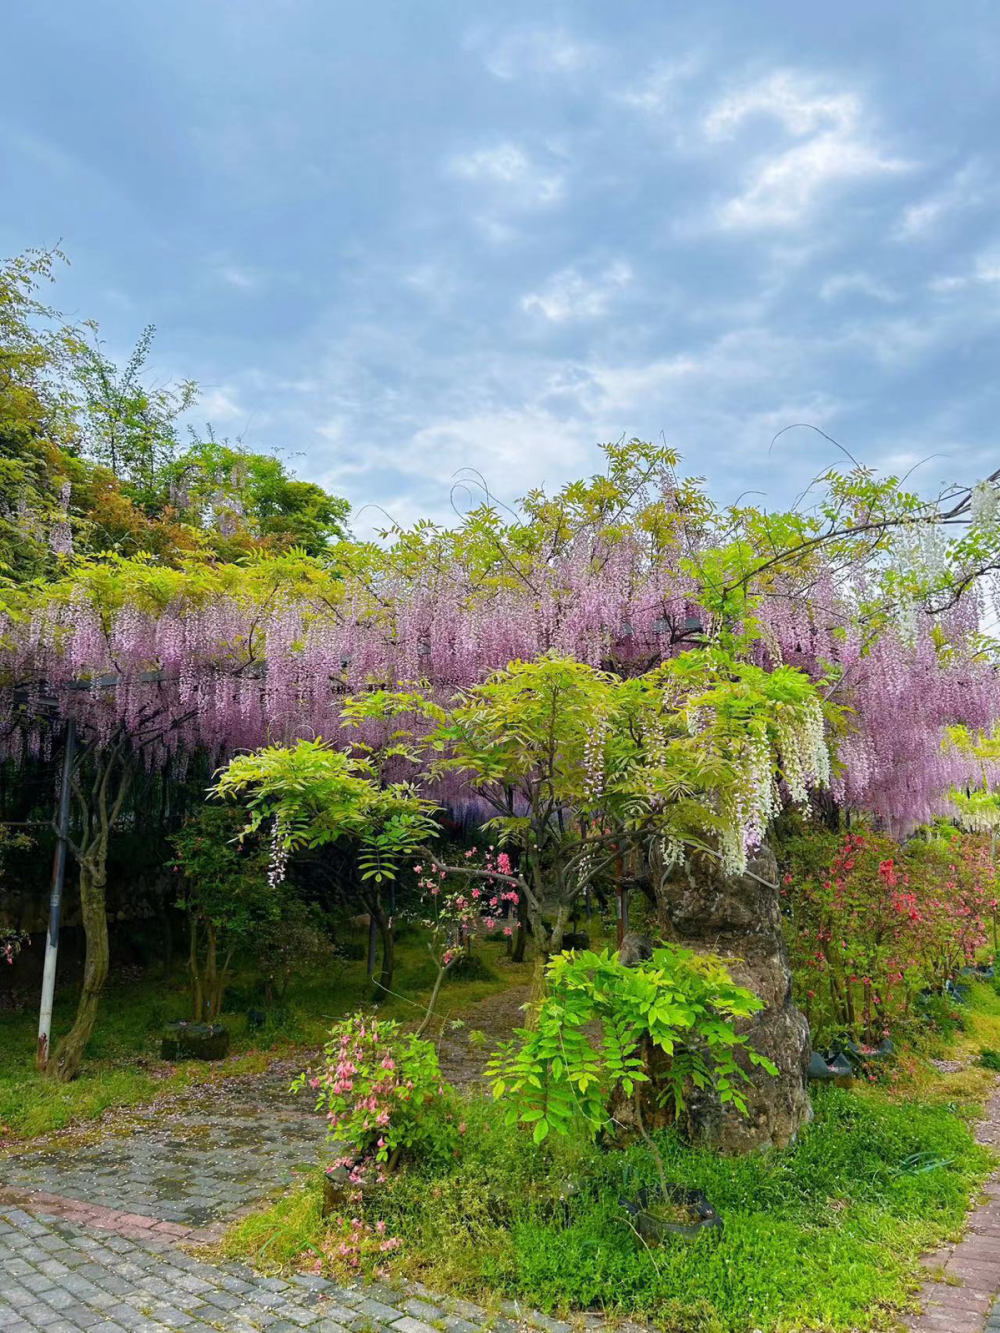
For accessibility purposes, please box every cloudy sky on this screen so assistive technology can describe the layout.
[3,1,1000,535]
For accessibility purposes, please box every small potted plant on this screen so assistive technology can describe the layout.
[619,1182,723,1241]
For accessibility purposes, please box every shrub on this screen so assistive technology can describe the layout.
[783,828,993,1045]
[294,1014,458,1174]
[486,946,775,1145]
[979,1047,1000,1071]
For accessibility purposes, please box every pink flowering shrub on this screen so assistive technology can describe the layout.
[294,1014,459,1176]
[784,828,994,1044]
[312,1213,402,1279]
[414,844,520,966]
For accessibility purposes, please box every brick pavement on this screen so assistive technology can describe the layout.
[0,1075,578,1333]
[906,1085,1000,1332]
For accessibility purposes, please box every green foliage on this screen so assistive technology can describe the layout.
[162,439,350,559]
[487,948,774,1143]
[427,650,832,881]
[978,1047,1000,1071]
[0,933,519,1141]
[170,805,274,940]
[213,738,440,885]
[73,322,196,501]
[277,1088,990,1332]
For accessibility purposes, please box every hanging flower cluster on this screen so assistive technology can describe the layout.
[414,846,520,964]
[4,439,999,841]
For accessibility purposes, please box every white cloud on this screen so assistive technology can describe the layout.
[703,71,908,229]
[199,386,245,422]
[216,263,258,290]
[894,161,987,241]
[475,26,595,80]
[928,248,1000,294]
[521,261,632,323]
[705,73,857,140]
[408,408,592,484]
[615,56,703,115]
[448,142,565,209]
[820,271,897,303]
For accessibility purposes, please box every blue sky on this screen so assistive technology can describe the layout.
[3,1,1000,536]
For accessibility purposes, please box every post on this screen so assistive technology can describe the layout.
[37,719,75,1069]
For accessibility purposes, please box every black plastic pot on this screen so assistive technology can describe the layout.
[619,1184,722,1243]
[807,1050,854,1086]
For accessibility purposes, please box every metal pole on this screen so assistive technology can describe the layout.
[37,719,75,1069]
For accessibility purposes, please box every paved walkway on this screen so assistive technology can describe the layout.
[907,1083,1000,1333]
[0,1070,572,1333]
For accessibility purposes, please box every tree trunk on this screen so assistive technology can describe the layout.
[47,862,109,1081]
[653,846,811,1153]
[189,915,204,1020]
[511,894,528,963]
[375,906,395,993]
[44,741,132,1081]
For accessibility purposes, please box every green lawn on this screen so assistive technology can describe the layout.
[0,932,528,1142]
[217,983,1000,1333]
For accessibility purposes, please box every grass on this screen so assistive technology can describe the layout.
[219,1091,992,1333]
[216,981,1000,1333]
[0,930,530,1142]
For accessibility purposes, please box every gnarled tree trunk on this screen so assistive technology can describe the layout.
[48,859,109,1081]
[46,740,132,1082]
[654,846,811,1153]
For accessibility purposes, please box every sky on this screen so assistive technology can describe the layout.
[3,1,1000,537]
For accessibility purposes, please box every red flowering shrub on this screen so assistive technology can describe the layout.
[783,828,995,1045]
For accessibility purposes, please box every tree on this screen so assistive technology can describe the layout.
[341,650,830,1149]
[5,434,1000,1108]
[0,248,86,582]
[0,551,352,1077]
[212,738,439,994]
[162,439,350,560]
[170,805,275,1021]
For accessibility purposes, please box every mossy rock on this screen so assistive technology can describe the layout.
[161,1021,230,1061]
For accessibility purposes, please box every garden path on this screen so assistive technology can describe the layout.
[0,988,577,1333]
[906,1080,1000,1333]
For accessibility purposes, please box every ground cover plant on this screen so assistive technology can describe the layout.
[0,935,528,1141]
[219,1083,991,1333]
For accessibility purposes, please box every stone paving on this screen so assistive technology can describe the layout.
[1,1097,325,1230]
[0,1206,552,1333]
[0,1071,574,1333]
